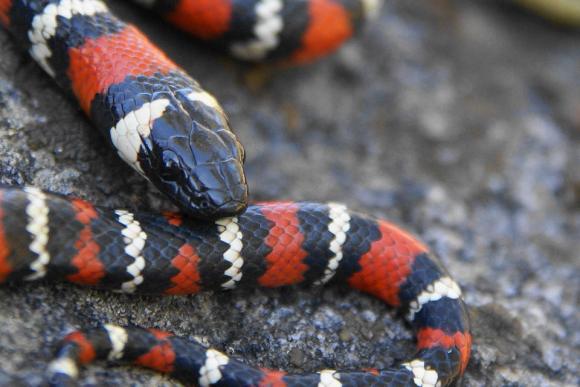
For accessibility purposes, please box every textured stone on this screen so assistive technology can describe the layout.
[0,1,578,386]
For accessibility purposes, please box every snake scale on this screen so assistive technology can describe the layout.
[0,1,472,386]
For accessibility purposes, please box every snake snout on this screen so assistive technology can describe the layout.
[208,190,248,218]
[185,158,248,218]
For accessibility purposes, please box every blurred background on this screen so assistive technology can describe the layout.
[0,0,578,385]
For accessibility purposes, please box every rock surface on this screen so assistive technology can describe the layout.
[0,1,578,386]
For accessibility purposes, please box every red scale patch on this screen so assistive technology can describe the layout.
[258,203,309,287]
[258,369,287,387]
[165,0,232,40]
[163,211,183,227]
[348,220,428,306]
[68,26,178,114]
[63,331,96,365]
[67,199,105,286]
[0,191,12,283]
[135,329,175,373]
[291,0,353,64]
[0,0,11,27]
[417,328,472,374]
[165,243,201,295]
[362,368,380,375]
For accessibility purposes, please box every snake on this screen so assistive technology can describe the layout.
[0,1,472,386]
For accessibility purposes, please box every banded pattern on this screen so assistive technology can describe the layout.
[0,0,248,219]
[0,186,471,386]
[0,0,383,215]
[314,202,351,285]
[115,210,148,293]
[22,186,51,281]
[0,1,471,386]
[131,0,383,63]
[216,216,244,289]
[230,0,284,61]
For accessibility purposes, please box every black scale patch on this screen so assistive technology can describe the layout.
[88,210,137,289]
[215,0,260,47]
[44,195,87,280]
[331,212,382,283]
[182,220,233,291]
[147,0,181,14]
[0,188,36,281]
[398,253,447,307]
[266,0,310,61]
[296,203,335,284]
[122,328,163,361]
[284,373,327,386]
[90,71,188,139]
[415,346,462,385]
[220,358,267,386]
[236,206,273,286]
[342,0,369,31]
[412,297,470,333]
[83,326,114,360]
[168,335,208,382]
[338,368,415,386]
[128,212,186,294]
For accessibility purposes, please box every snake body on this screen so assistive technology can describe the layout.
[2,0,249,219]
[0,186,471,386]
[134,0,382,63]
[0,0,380,218]
[0,0,472,386]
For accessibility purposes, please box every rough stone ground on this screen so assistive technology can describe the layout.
[0,1,578,386]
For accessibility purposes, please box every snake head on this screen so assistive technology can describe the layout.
[137,89,248,219]
[156,133,248,219]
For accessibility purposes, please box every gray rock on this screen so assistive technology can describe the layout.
[0,1,578,386]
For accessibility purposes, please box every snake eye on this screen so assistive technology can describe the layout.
[161,151,181,179]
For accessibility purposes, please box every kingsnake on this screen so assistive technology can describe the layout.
[0,1,472,386]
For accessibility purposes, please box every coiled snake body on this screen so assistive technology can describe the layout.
[0,1,472,386]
